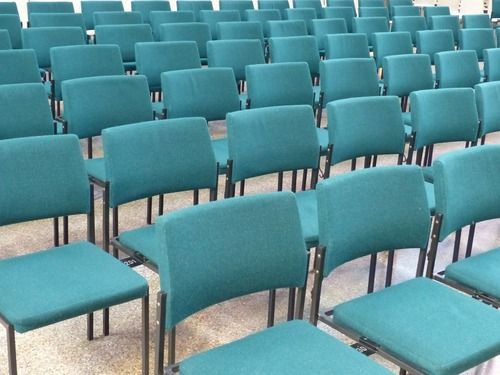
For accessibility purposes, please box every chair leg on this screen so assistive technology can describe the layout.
[267,290,276,328]
[142,294,150,375]
[7,325,17,375]
[287,288,296,321]
[155,293,167,375]
[87,312,94,341]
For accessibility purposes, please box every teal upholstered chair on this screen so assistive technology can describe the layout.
[149,10,195,40]
[359,7,389,25]
[310,18,347,56]
[294,0,323,15]
[258,0,289,18]
[95,24,153,72]
[430,14,460,45]
[391,16,427,46]
[199,9,241,39]
[325,33,370,59]
[423,5,449,27]
[328,0,357,16]
[0,2,18,15]
[153,192,392,375]
[322,7,355,32]
[0,134,149,375]
[94,118,219,270]
[284,8,317,34]
[0,14,22,49]
[135,41,201,94]
[352,16,389,47]
[475,81,500,143]
[493,0,500,19]
[94,11,143,26]
[372,31,413,69]
[245,9,281,39]
[427,145,500,309]
[131,0,171,24]
[316,58,380,127]
[216,21,264,48]
[416,29,455,65]
[388,0,413,18]
[267,19,308,37]
[435,50,481,88]
[391,5,420,17]
[463,14,491,29]
[483,48,500,82]
[0,49,42,85]
[26,1,74,25]
[220,0,255,20]
[269,36,320,81]
[81,0,124,31]
[176,0,213,21]
[310,164,500,375]
[359,0,385,7]
[458,28,496,61]
[29,13,87,34]
[159,22,211,64]
[0,30,11,50]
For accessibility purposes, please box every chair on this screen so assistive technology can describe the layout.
[0,49,42,85]
[423,5,449,27]
[388,0,413,18]
[416,29,455,64]
[199,9,241,39]
[245,9,281,39]
[430,15,460,44]
[159,22,211,64]
[310,164,500,375]
[310,19,347,56]
[95,24,154,72]
[483,48,500,82]
[220,0,254,20]
[0,14,22,49]
[359,0,385,6]
[463,14,491,28]
[149,10,195,40]
[284,8,317,34]
[359,7,389,25]
[258,0,290,18]
[135,41,201,93]
[352,17,389,47]
[131,0,171,24]
[0,134,149,375]
[327,0,357,16]
[391,5,420,17]
[435,50,481,88]
[0,30,11,50]
[322,7,355,32]
[27,1,74,25]
[316,58,380,127]
[267,19,308,38]
[176,0,213,21]
[493,0,500,19]
[372,31,413,70]
[391,16,427,46]
[0,2,18,15]
[458,28,496,61]
[475,81,500,142]
[294,0,323,15]
[325,33,370,59]
[29,13,87,34]
[153,192,392,375]
[216,21,265,48]
[269,36,320,80]
[81,0,124,31]
[94,11,143,26]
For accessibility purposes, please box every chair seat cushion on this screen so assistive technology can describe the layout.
[422,165,433,182]
[180,320,392,375]
[152,101,165,118]
[445,247,500,300]
[0,241,148,333]
[424,181,435,214]
[332,277,500,375]
[404,124,412,142]
[316,127,329,153]
[401,111,412,126]
[118,224,159,267]
[211,138,228,174]
[295,189,318,247]
[85,157,106,182]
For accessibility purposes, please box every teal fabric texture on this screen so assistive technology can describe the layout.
[257,0,289,18]
[310,19,347,52]
[177,0,213,21]
[475,81,500,137]
[483,48,500,82]
[150,11,195,40]
[424,5,450,27]
[118,225,159,266]
[0,49,42,84]
[269,36,320,76]
[216,21,265,46]
[284,8,316,34]
[29,13,86,32]
[322,7,355,32]
[435,50,481,88]
[459,28,496,60]
[0,2,18,15]
[0,14,21,49]
[219,0,254,20]
[267,19,307,37]
[200,10,241,39]
[463,14,491,29]
[245,9,281,38]
[430,15,460,43]
[382,54,434,97]
[27,1,74,21]
[416,30,455,64]
[159,22,211,61]
[325,33,370,59]
[81,1,124,30]
[392,5,420,17]
[131,0,171,24]
[372,31,413,68]
[0,29,11,50]
[391,16,427,45]
[359,7,389,22]
[352,16,389,46]
[294,0,323,15]
[93,11,143,26]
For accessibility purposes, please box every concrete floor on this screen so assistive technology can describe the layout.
[0,121,499,374]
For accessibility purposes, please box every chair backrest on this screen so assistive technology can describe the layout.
[150,10,195,40]
[50,44,125,100]
[269,35,320,77]
[317,165,431,276]
[0,14,22,49]
[325,33,370,59]
[326,96,405,165]
[0,134,90,226]
[95,24,153,63]
[27,1,74,23]
[94,11,143,26]
[61,75,153,139]
[135,41,201,91]
[102,117,218,207]
[245,9,281,38]
[416,29,455,65]
[322,7,355,32]
[216,21,264,47]
[156,191,307,329]
[352,16,389,46]
[246,62,314,108]
[388,0,413,18]
[410,88,479,150]
[0,83,53,139]
[432,145,500,240]
[0,30,12,50]
[176,0,213,21]
[423,6,449,27]
[267,19,308,37]
[372,31,413,68]
[199,10,241,39]
[81,1,124,30]
[430,15,459,44]
[458,28,496,61]
[207,39,265,82]
[220,0,255,20]
[492,0,500,18]
[131,0,171,24]
[483,48,500,82]
[359,6,389,23]
[382,54,434,97]
[0,2,18,15]
[258,0,290,18]
[0,49,42,84]
[29,13,87,33]
[319,58,379,106]
[284,8,317,34]
[392,5,420,17]
[359,0,385,7]
[294,0,323,15]
[435,50,481,88]
[327,0,356,16]
[159,22,211,60]
[21,27,86,70]
[310,19,347,52]
[475,81,500,137]
[391,15,427,45]
[161,67,240,120]
[463,14,491,29]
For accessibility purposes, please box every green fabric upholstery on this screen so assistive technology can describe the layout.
[267,19,307,37]
[294,0,323,16]
[0,240,147,333]
[317,166,430,275]
[150,11,195,40]
[81,1,124,30]
[430,15,460,44]
[310,19,347,52]
[372,31,413,68]
[0,83,53,139]
[295,190,319,246]
[21,27,85,70]
[0,29,11,50]
[475,81,500,137]
[156,192,308,328]
[0,135,90,225]
[359,7,389,22]
[327,96,405,164]
[0,49,41,84]
[220,0,255,20]
[161,68,240,121]
[85,158,105,182]
[177,0,213,21]
[117,225,159,265]
[62,75,153,139]
[136,41,201,91]
[246,62,314,108]
[29,13,86,33]
[216,21,265,47]
[258,0,289,19]
[200,10,241,39]
[410,88,479,150]
[359,0,385,7]
[483,48,500,82]
[432,145,500,239]
[493,0,500,18]
[207,39,265,82]
[284,8,316,34]
[0,14,21,49]
[27,1,74,22]
[245,9,281,38]
[459,28,496,61]
[211,138,229,173]
[102,118,217,207]
[50,44,125,100]
[423,6,450,27]
[328,0,356,16]
[435,50,481,88]
[180,320,392,374]
[388,0,413,18]
[322,7,355,32]
[0,2,18,15]
[382,54,434,97]
[425,181,436,214]
[392,16,427,45]
[332,277,500,375]
[227,105,320,182]
[463,14,491,29]
[159,22,211,61]
[416,30,455,64]
[131,0,171,24]
[325,33,370,60]
[94,11,143,26]
[269,36,319,76]
[392,5,420,17]
[352,17,389,46]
